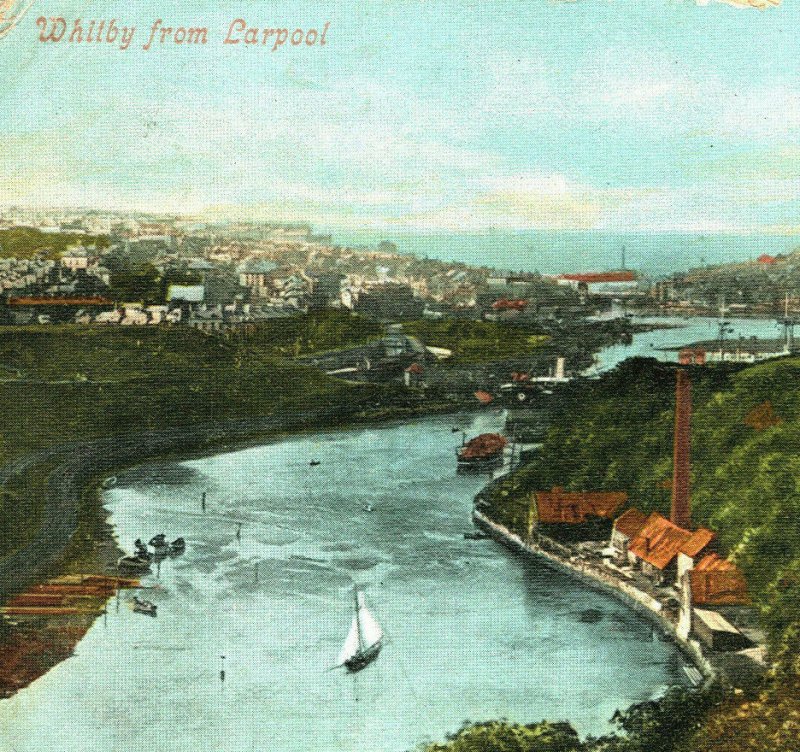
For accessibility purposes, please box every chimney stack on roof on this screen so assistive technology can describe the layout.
[671,369,692,530]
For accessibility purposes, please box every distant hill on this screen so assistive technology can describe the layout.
[666,248,800,310]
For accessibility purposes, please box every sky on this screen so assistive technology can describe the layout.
[1,0,799,235]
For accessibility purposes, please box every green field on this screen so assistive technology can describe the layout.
[401,319,550,363]
[0,317,407,559]
[0,228,108,259]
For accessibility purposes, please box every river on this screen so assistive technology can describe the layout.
[0,411,687,752]
[4,315,778,751]
[587,312,786,374]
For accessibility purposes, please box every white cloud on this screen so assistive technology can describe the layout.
[713,87,800,140]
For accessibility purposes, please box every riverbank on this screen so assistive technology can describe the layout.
[0,398,464,698]
[471,508,767,688]
[0,412,691,751]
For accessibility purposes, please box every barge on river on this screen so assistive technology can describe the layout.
[456,433,508,473]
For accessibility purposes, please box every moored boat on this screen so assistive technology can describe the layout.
[169,537,186,555]
[149,533,170,558]
[117,554,152,574]
[456,433,508,473]
[131,596,157,616]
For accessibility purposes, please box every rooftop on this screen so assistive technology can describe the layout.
[690,553,750,606]
[613,508,649,539]
[534,487,627,525]
[558,270,637,284]
[627,511,714,571]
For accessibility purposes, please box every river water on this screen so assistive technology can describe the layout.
[0,314,787,750]
[0,411,686,752]
[587,312,786,374]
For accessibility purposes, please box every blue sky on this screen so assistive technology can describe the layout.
[1,0,798,234]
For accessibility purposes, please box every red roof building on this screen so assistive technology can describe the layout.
[689,554,750,606]
[533,487,627,525]
[557,271,637,284]
[758,254,777,265]
[627,511,715,578]
[491,298,528,311]
[613,508,649,539]
[678,348,706,366]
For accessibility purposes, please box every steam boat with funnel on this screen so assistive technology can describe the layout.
[456,433,508,473]
[337,589,383,672]
[497,357,572,406]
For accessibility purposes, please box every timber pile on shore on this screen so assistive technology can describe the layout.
[0,574,139,697]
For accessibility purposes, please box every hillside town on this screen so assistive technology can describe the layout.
[0,207,605,328]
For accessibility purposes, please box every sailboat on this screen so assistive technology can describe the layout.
[336,589,383,672]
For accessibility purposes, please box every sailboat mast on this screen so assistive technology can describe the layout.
[354,588,365,651]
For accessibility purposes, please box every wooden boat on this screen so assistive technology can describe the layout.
[117,554,151,574]
[309,459,321,466]
[456,433,508,473]
[169,537,186,555]
[337,589,383,672]
[149,533,170,558]
[131,596,157,616]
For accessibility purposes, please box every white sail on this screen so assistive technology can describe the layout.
[358,605,383,648]
[337,616,361,666]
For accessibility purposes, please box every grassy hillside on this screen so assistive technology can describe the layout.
[0,228,108,259]
[240,309,384,356]
[0,322,409,559]
[486,356,800,613]
[477,356,800,752]
[402,319,550,363]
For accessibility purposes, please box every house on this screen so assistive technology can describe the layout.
[533,487,627,525]
[688,554,750,606]
[692,608,751,651]
[528,487,627,540]
[95,309,123,324]
[404,362,424,387]
[120,305,149,325]
[146,305,169,324]
[626,511,715,585]
[676,553,751,642]
[238,259,279,291]
[188,305,225,332]
[60,247,93,272]
[610,508,649,561]
[678,348,706,365]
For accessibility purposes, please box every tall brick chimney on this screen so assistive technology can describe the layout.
[671,369,692,529]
